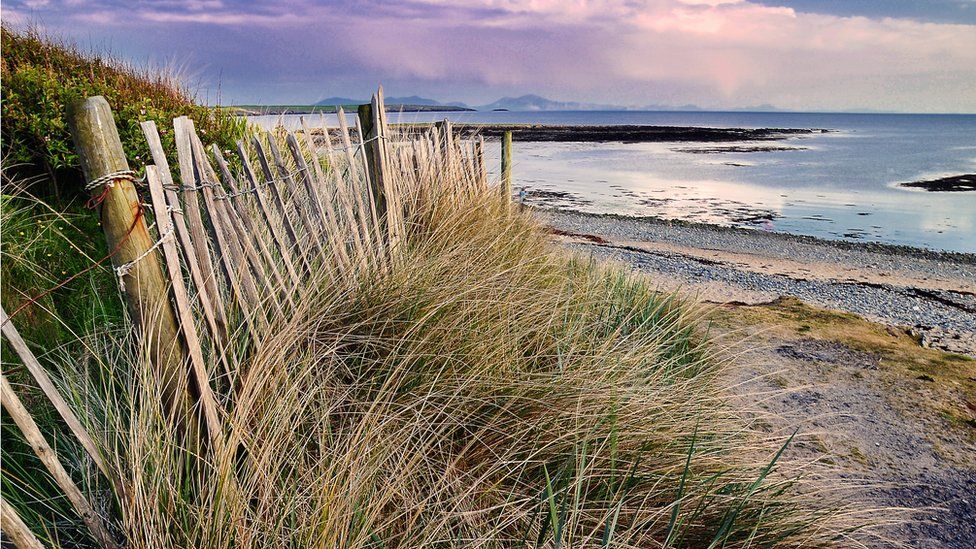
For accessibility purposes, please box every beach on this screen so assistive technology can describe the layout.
[544,208,976,546]
[545,209,976,353]
[5,3,975,546]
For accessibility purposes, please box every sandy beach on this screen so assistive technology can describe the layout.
[544,208,976,546]
[545,209,976,354]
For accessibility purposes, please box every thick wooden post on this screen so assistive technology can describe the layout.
[501,130,513,203]
[358,88,400,246]
[357,102,387,225]
[68,96,191,427]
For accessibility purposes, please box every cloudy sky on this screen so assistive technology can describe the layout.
[5,0,976,112]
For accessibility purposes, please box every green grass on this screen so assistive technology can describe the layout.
[0,26,245,543]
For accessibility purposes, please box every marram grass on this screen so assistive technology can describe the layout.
[45,189,882,547]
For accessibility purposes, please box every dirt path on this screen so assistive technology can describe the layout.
[711,299,975,548]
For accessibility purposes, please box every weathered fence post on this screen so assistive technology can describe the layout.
[358,88,400,246]
[501,130,513,204]
[68,96,191,427]
[357,104,384,212]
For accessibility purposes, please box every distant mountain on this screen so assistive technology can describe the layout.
[308,93,785,113]
[727,104,781,112]
[640,103,703,112]
[386,95,446,106]
[476,94,625,111]
[636,103,790,112]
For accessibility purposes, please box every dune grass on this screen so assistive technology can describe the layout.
[3,182,872,547]
[1,25,247,198]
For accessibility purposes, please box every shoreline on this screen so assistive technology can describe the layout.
[404,123,828,142]
[541,208,976,262]
[542,208,976,355]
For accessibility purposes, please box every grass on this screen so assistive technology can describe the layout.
[0,25,244,543]
[1,25,247,198]
[4,167,878,546]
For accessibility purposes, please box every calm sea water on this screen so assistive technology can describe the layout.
[251,111,976,253]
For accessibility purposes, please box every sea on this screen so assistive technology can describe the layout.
[249,111,976,253]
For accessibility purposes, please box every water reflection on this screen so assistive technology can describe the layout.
[251,112,976,253]
[485,140,976,253]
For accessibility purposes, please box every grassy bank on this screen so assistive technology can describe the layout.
[10,188,875,547]
[0,26,246,542]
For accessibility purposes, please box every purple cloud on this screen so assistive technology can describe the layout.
[4,0,976,112]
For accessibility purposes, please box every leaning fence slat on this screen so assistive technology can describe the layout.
[286,133,351,269]
[199,157,275,338]
[0,307,116,489]
[319,115,369,263]
[141,121,231,364]
[476,136,488,189]
[266,135,327,260]
[298,116,329,196]
[286,132,329,228]
[1,496,44,549]
[205,149,286,315]
[1,375,119,549]
[212,147,297,307]
[252,136,313,276]
[430,127,444,177]
[186,124,269,337]
[442,119,459,185]
[145,165,227,444]
[190,129,272,303]
[373,89,402,247]
[233,141,303,289]
[174,117,229,335]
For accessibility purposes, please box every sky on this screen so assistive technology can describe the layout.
[5,0,976,112]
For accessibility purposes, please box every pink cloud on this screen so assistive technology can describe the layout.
[8,0,976,111]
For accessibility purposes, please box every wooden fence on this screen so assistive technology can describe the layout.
[0,87,509,544]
